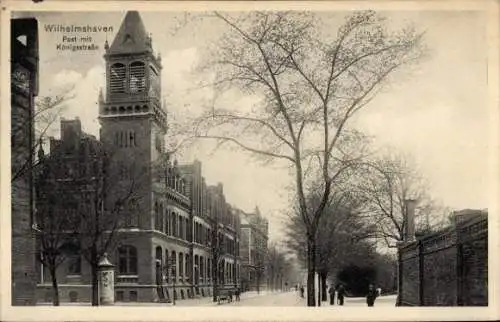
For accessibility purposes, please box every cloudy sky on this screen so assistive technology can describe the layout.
[12,8,493,242]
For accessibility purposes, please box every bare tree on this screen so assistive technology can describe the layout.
[355,153,447,248]
[35,150,81,306]
[12,88,74,184]
[286,188,376,302]
[75,147,148,306]
[190,11,425,306]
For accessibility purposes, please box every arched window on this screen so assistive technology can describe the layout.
[129,61,146,93]
[159,203,164,233]
[173,213,178,237]
[118,245,138,275]
[185,253,189,278]
[179,216,183,240]
[155,246,162,263]
[110,63,126,93]
[165,209,170,235]
[154,202,160,231]
[179,252,184,277]
[200,256,204,278]
[170,212,175,236]
[165,249,169,283]
[171,251,177,279]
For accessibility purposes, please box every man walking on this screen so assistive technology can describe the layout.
[366,284,378,307]
[235,286,241,302]
[336,284,345,306]
[328,285,335,305]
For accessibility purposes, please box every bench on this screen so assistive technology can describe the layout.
[217,288,234,304]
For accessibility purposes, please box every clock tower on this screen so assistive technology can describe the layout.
[98,11,167,230]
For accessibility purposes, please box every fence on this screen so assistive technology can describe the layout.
[399,213,488,306]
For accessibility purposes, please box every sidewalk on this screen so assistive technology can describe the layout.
[36,290,274,307]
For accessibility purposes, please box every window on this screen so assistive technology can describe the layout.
[171,251,177,279]
[118,245,138,275]
[165,211,170,235]
[115,131,137,148]
[129,61,145,93]
[110,63,126,93]
[154,202,160,231]
[129,131,136,147]
[116,291,124,302]
[179,252,184,277]
[67,254,81,275]
[129,291,138,302]
[172,213,178,238]
[200,257,204,278]
[165,249,169,283]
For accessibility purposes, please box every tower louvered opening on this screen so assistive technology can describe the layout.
[110,63,126,93]
[129,61,146,93]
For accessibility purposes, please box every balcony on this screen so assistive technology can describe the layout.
[116,275,139,284]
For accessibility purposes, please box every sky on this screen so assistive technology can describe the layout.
[12,9,493,243]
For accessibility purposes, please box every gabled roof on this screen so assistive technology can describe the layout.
[109,11,151,55]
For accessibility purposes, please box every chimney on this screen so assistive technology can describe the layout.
[404,199,417,242]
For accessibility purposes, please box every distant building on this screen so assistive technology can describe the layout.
[34,11,243,303]
[11,17,39,306]
[238,207,269,292]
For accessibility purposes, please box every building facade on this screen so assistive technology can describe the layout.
[11,17,39,306]
[35,11,243,303]
[238,208,269,292]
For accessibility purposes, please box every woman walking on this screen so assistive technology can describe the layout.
[366,284,378,307]
[328,285,335,305]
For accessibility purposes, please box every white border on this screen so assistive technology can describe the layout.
[1,0,499,321]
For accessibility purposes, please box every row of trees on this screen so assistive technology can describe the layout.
[285,151,448,301]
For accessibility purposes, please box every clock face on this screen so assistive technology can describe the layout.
[12,66,30,94]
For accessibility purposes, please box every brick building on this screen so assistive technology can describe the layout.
[238,207,269,292]
[35,11,242,303]
[11,17,39,306]
[35,118,104,303]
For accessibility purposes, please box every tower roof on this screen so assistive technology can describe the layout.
[109,11,151,55]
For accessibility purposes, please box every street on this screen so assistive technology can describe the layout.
[36,290,398,307]
[188,290,398,307]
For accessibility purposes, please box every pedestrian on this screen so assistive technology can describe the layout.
[235,286,241,302]
[328,285,335,305]
[336,284,345,306]
[366,284,378,307]
[376,287,382,297]
[300,285,305,298]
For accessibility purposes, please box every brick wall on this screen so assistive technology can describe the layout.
[11,17,39,306]
[399,213,487,306]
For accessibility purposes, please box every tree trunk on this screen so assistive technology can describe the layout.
[212,258,217,302]
[91,245,99,306]
[306,236,316,307]
[317,276,321,306]
[50,266,60,306]
[320,271,328,302]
